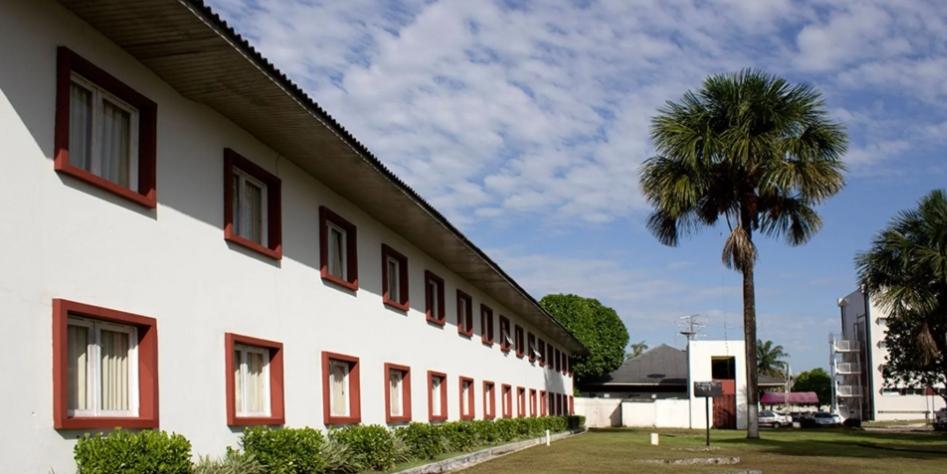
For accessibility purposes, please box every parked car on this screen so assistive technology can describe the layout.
[934,408,947,431]
[811,412,842,427]
[759,410,792,428]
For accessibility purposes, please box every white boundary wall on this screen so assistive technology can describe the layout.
[621,399,690,428]
[574,398,622,427]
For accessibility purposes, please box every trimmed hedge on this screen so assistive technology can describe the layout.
[328,424,405,471]
[239,426,327,474]
[74,429,192,474]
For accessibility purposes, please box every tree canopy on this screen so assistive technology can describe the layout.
[792,368,831,406]
[857,189,947,402]
[757,339,789,377]
[540,294,629,384]
[626,341,649,360]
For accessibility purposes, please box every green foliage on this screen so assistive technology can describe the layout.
[328,424,403,472]
[239,426,327,474]
[757,339,789,377]
[395,422,447,460]
[73,429,192,474]
[493,418,518,442]
[793,368,831,406]
[539,294,629,383]
[857,189,947,401]
[470,420,499,444]
[566,415,586,431]
[626,341,649,360]
[437,421,478,452]
[319,436,363,474]
[193,451,265,474]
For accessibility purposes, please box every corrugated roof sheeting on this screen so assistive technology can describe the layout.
[58,0,586,353]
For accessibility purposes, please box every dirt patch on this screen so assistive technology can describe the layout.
[640,456,741,465]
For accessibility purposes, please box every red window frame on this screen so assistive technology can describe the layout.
[499,316,511,352]
[321,351,361,425]
[224,148,283,260]
[483,381,496,420]
[569,395,574,415]
[54,47,158,208]
[516,386,526,418]
[529,389,537,417]
[540,390,547,416]
[52,299,159,430]
[381,244,409,311]
[456,290,473,337]
[538,339,546,367]
[552,393,559,416]
[459,376,475,420]
[480,304,494,345]
[319,206,359,291]
[527,333,536,362]
[384,363,412,424]
[428,371,448,422]
[501,384,513,418]
[225,333,285,426]
[424,270,445,325]
[514,325,525,358]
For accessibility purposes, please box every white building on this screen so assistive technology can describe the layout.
[834,289,945,421]
[0,1,585,472]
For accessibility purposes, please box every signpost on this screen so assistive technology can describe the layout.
[693,381,722,447]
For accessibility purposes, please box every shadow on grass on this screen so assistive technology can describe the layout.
[714,429,947,460]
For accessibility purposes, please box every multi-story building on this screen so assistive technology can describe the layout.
[833,289,944,421]
[0,1,585,471]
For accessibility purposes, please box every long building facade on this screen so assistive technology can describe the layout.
[0,1,584,472]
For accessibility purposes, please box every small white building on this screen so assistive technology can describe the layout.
[0,1,585,472]
[834,289,945,421]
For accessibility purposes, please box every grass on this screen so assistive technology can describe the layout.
[460,428,947,473]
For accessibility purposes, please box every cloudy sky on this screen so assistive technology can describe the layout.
[208,0,947,372]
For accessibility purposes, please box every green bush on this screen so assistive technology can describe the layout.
[320,436,363,473]
[566,415,585,431]
[470,420,499,444]
[239,426,327,474]
[493,418,517,442]
[74,429,192,474]
[396,422,446,460]
[437,421,478,452]
[193,451,265,474]
[328,424,402,471]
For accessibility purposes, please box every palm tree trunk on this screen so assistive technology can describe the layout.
[743,261,760,439]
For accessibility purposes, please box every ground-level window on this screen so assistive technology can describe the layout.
[483,381,496,420]
[540,390,547,416]
[457,290,473,337]
[428,371,448,422]
[517,387,526,417]
[381,244,409,311]
[499,316,512,352]
[515,325,525,358]
[225,333,284,426]
[529,389,537,417]
[53,299,158,429]
[224,148,282,259]
[319,206,359,290]
[569,395,574,415]
[322,352,361,425]
[385,363,411,424]
[502,384,512,418]
[424,271,446,325]
[459,376,475,420]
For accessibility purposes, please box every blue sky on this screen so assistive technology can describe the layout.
[208,0,947,372]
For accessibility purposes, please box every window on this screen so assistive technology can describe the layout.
[480,304,494,345]
[554,347,561,372]
[501,384,512,418]
[457,290,473,337]
[528,333,537,362]
[381,244,409,311]
[55,47,157,208]
[224,149,282,259]
[547,343,555,370]
[565,354,570,375]
[569,395,574,416]
[428,371,448,422]
[226,333,284,426]
[424,271,446,325]
[459,376,475,420]
[538,339,546,367]
[517,387,526,417]
[52,299,157,429]
[319,206,359,290]
[322,352,361,425]
[483,381,496,420]
[385,363,411,424]
[540,390,547,416]
[514,325,525,358]
[529,389,537,417]
[499,316,512,352]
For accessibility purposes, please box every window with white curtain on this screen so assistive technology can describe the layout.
[233,344,270,417]
[69,74,139,191]
[431,376,443,417]
[389,369,404,417]
[330,360,350,417]
[386,256,401,301]
[66,316,138,417]
[327,223,347,279]
[461,379,473,418]
[231,168,268,246]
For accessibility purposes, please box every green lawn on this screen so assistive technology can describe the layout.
[461,428,947,473]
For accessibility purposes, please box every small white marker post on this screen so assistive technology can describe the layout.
[650,432,659,446]
[545,429,551,446]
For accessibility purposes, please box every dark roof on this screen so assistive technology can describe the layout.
[56,0,586,354]
[594,344,688,386]
[759,374,787,386]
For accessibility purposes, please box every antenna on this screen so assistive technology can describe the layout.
[679,314,705,344]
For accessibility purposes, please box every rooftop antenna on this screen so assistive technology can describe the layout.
[679,314,705,346]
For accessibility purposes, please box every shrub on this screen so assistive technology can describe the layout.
[329,424,402,471]
[470,420,499,444]
[566,415,586,431]
[493,418,517,442]
[437,421,478,452]
[320,436,363,473]
[74,429,192,474]
[193,451,265,474]
[239,426,327,474]
[396,422,446,460]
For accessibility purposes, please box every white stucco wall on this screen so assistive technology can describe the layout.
[0,2,574,472]
[620,399,690,428]
[573,397,622,428]
[687,340,748,430]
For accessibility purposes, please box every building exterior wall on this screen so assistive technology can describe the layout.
[0,2,573,472]
[620,399,691,428]
[687,340,748,430]
[573,397,622,428]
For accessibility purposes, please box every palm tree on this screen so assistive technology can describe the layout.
[640,69,847,438]
[856,190,947,403]
[757,339,789,377]
[626,341,649,360]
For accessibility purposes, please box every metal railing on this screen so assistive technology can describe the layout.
[837,385,863,397]
[833,340,859,352]
[836,361,860,374]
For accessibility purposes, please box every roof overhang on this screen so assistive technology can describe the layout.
[57,0,587,354]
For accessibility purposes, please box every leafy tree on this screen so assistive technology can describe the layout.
[793,368,831,406]
[626,341,649,360]
[856,189,947,404]
[640,69,847,438]
[540,294,629,384]
[757,339,789,377]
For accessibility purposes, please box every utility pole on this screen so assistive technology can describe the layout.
[680,314,705,429]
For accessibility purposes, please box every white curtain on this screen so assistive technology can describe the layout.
[431,378,441,415]
[67,325,89,411]
[100,99,131,188]
[245,181,263,243]
[331,362,349,416]
[69,83,93,171]
[246,351,265,414]
[387,259,399,299]
[233,351,243,414]
[99,329,129,411]
[389,371,402,416]
[329,228,345,277]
